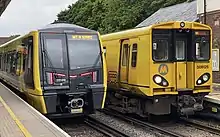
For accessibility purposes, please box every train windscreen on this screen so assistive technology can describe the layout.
[41,33,103,90]
[152,29,211,62]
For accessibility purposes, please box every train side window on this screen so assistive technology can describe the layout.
[4,54,7,71]
[0,54,2,70]
[122,44,129,66]
[10,52,17,74]
[6,54,11,72]
[16,53,22,75]
[131,44,137,67]
[23,36,34,89]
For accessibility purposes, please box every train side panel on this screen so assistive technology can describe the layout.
[103,39,120,88]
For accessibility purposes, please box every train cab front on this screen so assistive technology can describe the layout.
[151,21,212,116]
[40,30,106,119]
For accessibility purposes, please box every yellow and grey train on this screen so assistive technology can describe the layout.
[102,21,212,116]
[0,23,107,118]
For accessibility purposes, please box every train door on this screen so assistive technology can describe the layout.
[128,38,138,84]
[175,36,187,89]
[120,40,130,83]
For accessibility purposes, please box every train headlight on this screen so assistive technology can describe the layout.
[153,75,169,87]
[196,73,210,85]
[197,80,202,84]
[203,74,208,81]
[154,76,162,84]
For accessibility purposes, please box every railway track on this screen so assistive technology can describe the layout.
[180,117,220,136]
[99,108,187,137]
[85,116,131,137]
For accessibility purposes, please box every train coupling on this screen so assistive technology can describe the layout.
[180,103,203,115]
[68,98,84,109]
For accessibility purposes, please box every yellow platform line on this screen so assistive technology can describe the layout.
[0,96,31,137]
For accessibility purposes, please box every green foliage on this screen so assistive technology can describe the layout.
[57,0,187,34]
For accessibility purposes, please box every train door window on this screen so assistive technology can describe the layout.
[175,40,185,61]
[122,44,129,66]
[23,36,34,89]
[131,44,137,67]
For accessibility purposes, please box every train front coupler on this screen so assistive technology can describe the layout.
[177,95,204,116]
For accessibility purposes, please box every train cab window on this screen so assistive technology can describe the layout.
[153,39,168,61]
[175,40,185,60]
[122,44,129,66]
[131,44,137,67]
[195,37,210,60]
[42,34,65,69]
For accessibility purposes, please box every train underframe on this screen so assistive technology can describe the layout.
[43,88,105,119]
[106,89,209,117]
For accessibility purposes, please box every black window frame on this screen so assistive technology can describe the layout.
[131,43,137,67]
[193,30,211,62]
[152,29,211,63]
[152,29,172,63]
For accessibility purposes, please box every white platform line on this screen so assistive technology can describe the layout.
[0,82,71,137]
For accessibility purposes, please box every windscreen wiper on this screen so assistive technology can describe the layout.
[92,53,101,68]
[42,48,58,76]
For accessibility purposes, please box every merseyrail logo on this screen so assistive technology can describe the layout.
[158,64,168,75]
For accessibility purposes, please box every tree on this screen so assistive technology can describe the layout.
[57,0,188,34]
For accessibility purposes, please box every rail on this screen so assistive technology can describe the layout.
[100,108,187,137]
[180,117,220,136]
[85,116,131,137]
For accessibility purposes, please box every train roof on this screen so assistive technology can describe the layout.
[0,23,97,48]
[101,21,211,41]
[38,23,97,33]
[0,35,25,48]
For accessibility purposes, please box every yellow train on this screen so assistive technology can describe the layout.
[0,23,107,118]
[102,21,212,116]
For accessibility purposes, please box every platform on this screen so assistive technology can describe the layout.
[0,83,70,137]
[204,84,220,104]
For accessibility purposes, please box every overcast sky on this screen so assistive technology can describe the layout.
[0,0,77,36]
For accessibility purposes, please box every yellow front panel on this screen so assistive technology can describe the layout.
[151,63,174,88]
[195,62,212,86]
[186,62,195,89]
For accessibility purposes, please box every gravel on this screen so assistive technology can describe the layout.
[90,111,168,137]
[189,117,220,131]
[60,123,105,137]
[54,117,105,137]
[160,122,220,137]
